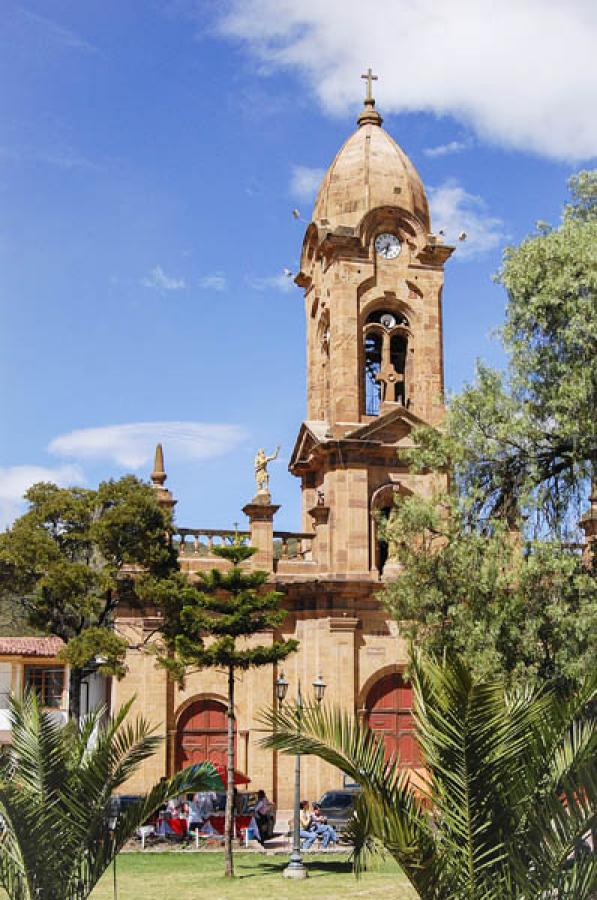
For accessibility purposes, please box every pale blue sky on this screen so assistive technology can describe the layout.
[1,1,595,530]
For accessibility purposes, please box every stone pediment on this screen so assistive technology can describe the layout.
[289,420,330,469]
[345,406,429,447]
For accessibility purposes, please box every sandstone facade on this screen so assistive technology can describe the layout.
[113,89,454,808]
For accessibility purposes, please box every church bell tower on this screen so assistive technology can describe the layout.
[290,72,453,578]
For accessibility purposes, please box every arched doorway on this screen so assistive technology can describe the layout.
[175,698,235,771]
[366,672,421,765]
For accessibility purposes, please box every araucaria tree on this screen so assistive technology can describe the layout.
[381,171,597,688]
[145,541,298,877]
[0,476,178,719]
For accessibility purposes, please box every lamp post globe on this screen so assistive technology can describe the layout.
[312,674,326,703]
[276,672,289,703]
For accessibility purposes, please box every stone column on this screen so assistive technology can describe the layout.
[308,503,330,571]
[242,495,280,572]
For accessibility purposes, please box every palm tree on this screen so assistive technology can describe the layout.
[261,654,596,899]
[0,692,222,900]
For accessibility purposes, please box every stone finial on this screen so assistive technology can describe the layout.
[151,443,167,486]
[150,443,176,511]
[357,67,383,127]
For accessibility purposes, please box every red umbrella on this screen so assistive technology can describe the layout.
[214,764,251,787]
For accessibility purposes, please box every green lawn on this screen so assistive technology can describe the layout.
[91,852,417,899]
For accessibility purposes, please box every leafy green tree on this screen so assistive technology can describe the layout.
[0,691,222,900]
[381,172,597,688]
[142,541,298,877]
[262,653,596,899]
[381,494,596,689]
[410,170,596,531]
[0,477,178,719]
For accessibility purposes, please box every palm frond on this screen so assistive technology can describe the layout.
[260,701,437,895]
[0,692,221,899]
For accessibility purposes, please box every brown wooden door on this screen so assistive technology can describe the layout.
[175,699,235,771]
[366,673,421,765]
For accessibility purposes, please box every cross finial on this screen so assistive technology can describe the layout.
[357,68,382,127]
[361,67,378,102]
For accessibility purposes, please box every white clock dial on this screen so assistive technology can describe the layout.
[374,232,401,260]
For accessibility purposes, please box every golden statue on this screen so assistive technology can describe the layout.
[254,446,280,495]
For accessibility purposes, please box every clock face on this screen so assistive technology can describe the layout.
[374,232,401,260]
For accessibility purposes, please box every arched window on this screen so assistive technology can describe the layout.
[363,310,410,415]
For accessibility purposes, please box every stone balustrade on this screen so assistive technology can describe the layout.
[174,526,315,569]
[274,531,314,561]
[175,527,250,557]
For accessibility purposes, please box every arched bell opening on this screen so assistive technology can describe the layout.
[364,331,383,415]
[362,309,411,416]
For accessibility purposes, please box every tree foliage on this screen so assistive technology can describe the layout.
[381,172,597,688]
[262,652,596,899]
[0,477,178,713]
[0,691,222,900]
[408,170,597,531]
[381,495,596,689]
[141,541,298,876]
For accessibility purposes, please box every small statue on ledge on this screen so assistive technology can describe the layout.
[254,446,280,496]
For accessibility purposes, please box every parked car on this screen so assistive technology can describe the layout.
[316,788,361,834]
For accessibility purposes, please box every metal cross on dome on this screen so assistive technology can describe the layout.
[361,68,378,102]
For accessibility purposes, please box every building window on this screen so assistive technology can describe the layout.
[363,310,409,415]
[24,666,65,708]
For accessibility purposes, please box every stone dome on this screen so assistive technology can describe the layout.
[312,102,430,232]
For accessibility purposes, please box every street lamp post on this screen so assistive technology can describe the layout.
[276,671,326,880]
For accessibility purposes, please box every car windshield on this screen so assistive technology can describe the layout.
[319,792,355,809]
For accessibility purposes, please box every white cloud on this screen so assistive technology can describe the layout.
[289,164,326,201]
[142,265,185,291]
[429,180,506,259]
[215,0,597,160]
[247,273,295,293]
[198,274,228,292]
[0,464,84,529]
[423,140,470,158]
[48,422,248,470]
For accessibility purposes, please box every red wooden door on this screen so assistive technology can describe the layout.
[366,673,421,765]
[176,699,235,770]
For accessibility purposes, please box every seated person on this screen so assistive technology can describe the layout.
[310,803,337,848]
[253,789,273,844]
[299,800,318,850]
[188,791,216,833]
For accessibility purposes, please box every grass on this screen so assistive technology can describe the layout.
[91,852,417,899]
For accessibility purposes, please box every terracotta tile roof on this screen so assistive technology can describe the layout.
[0,637,65,657]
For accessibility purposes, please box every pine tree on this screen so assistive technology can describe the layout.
[149,541,298,877]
